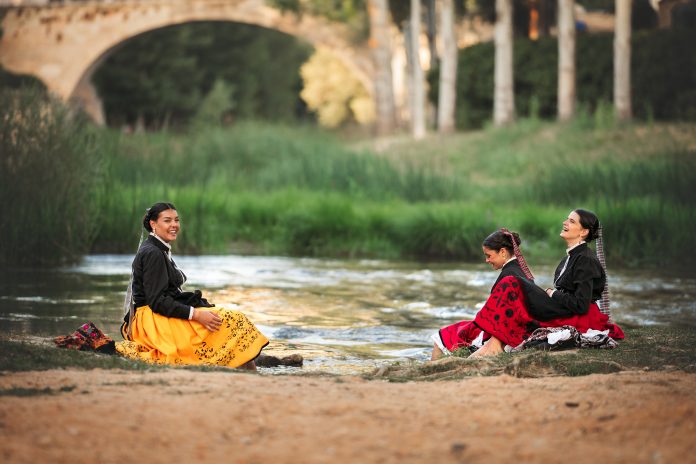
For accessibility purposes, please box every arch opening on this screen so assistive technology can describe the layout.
[84,21,315,130]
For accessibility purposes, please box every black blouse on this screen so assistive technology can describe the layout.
[522,242,605,321]
[491,259,531,292]
[130,235,191,319]
[550,242,606,313]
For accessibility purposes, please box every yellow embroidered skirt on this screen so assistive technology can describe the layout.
[115,306,268,368]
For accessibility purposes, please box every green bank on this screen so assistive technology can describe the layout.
[1,89,695,267]
[1,327,694,379]
[85,119,696,268]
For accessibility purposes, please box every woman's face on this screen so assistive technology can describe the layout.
[483,246,508,270]
[560,211,588,244]
[150,209,180,243]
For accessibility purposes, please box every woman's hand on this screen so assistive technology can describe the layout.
[193,309,222,332]
[545,288,555,297]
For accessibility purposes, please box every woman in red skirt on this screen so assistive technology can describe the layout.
[431,228,535,359]
[432,209,624,359]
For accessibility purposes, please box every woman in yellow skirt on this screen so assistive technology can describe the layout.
[116,202,269,370]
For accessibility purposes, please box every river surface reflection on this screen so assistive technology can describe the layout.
[1,255,695,374]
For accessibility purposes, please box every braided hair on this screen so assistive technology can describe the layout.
[482,229,534,280]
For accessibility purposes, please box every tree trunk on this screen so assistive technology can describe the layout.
[437,0,457,134]
[367,0,397,135]
[426,0,439,69]
[494,0,515,126]
[410,0,426,139]
[557,0,576,121]
[614,0,633,121]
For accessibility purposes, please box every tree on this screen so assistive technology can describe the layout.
[367,0,397,135]
[614,0,633,120]
[425,0,439,69]
[557,0,576,121]
[437,0,457,133]
[190,79,235,130]
[300,48,375,127]
[409,0,426,138]
[494,0,515,126]
[93,22,312,129]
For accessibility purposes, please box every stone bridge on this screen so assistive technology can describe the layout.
[0,0,376,124]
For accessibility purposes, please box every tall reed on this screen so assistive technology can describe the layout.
[91,120,696,267]
[0,88,105,265]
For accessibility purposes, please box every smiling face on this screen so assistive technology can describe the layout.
[560,211,589,245]
[149,209,180,243]
[483,246,509,270]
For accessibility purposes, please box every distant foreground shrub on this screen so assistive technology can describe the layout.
[0,88,104,265]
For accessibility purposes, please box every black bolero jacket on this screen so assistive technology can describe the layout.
[521,243,605,321]
[129,236,206,320]
[491,259,532,292]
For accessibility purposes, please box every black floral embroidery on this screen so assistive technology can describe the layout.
[116,308,266,367]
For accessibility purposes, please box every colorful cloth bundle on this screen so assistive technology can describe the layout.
[54,321,116,354]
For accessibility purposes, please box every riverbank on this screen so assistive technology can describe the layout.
[1,368,693,463]
[2,327,695,462]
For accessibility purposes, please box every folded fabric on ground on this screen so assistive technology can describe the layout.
[54,321,116,354]
[509,325,619,352]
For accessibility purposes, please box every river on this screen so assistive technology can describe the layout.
[1,255,694,374]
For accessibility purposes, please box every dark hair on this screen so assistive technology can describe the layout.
[142,202,177,232]
[574,208,601,242]
[482,230,522,255]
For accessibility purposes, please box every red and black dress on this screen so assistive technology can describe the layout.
[434,258,528,353]
[434,244,624,353]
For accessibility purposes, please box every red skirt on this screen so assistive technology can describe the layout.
[436,276,624,352]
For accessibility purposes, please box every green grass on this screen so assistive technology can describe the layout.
[90,118,696,266]
[2,327,694,379]
[371,327,696,382]
[0,386,76,397]
[0,88,105,266]
[0,339,160,372]
[3,87,695,267]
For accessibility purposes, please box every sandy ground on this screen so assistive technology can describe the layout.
[0,369,694,464]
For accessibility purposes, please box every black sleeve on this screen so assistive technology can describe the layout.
[140,249,191,319]
[550,255,598,315]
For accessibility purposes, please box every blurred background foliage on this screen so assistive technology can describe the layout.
[428,28,696,129]
[93,22,314,130]
[300,49,375,127]
[1,1,695,268]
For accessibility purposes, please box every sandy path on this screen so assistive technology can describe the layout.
[0,369,693,463]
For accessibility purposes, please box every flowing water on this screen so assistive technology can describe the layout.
[1,255,695,374]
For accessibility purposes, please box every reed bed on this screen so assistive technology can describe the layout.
[3,90,694,267]
[0,89,105,265]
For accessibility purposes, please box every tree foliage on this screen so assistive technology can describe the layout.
[300,49,375,127]
[0,88,104,265]
[93,22,313,129]
[268,0,369,38]
[428,28,696,129]
[190,79,236,130]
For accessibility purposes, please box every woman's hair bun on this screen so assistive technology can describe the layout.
[142,202,176,232]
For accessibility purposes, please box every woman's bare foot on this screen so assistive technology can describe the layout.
[469,336,504,358]
[431,345,444,361]
[239,360,257,371]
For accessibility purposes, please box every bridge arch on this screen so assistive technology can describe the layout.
[0,0,375,123]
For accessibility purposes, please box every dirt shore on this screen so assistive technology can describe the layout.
[0,368,693,463]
